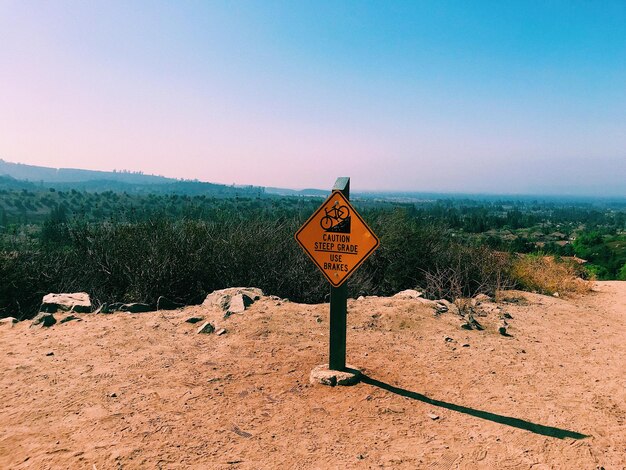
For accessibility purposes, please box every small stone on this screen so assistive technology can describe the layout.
[499,320,509,336]
[552,292,559,298]
[444,336,454,342]
[59,314,81,323]
[45,351,54,356]
[427,413,440,420]
[434,303,449,314]
[185,317,204,324]
[197,321,215,334]
[120,303,152,313]
[104,302,124,313]
[393,289,423,300]
[31,312,56,328]
[216,328,227,336]
[474,293,491,303]
[110,392,117,398]
[462,344,470,348]
[357,296,365,301]
[156,296,184,310]
[503,312,513,319]
[356,454,366,460]
[315,317,322,323]
[0,317,17,328]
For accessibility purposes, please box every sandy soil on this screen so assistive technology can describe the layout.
[1,282,625,469]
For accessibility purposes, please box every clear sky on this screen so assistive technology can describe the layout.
[1,1,625,195]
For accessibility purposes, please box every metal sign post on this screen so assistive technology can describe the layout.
[295,177,380,385]
[329,177,350,371]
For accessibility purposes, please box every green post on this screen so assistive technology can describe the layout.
[329,177,350,371]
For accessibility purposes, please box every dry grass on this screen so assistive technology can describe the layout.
[511,254,593,296]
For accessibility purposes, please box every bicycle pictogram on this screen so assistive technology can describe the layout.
[320,201,350,230]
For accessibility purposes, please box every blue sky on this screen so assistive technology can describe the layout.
[0,1,624,194]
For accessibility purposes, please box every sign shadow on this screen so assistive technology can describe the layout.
[360,374,588,440]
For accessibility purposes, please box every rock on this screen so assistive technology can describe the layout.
[120,303,152,313]
[392,289,423,300]
[427,413,440,420]
[503,312,513,319]
[444,336,454,342]
[41,293,91,313]
[357,296,365,301]
[59,314,81,323]
[309,364,361,386]
[45,351,54,356]
[185,316,204,324]
[0,317,17,328]
[553,292,560,298]
[203,287,263,309]
[98,302,124,314]
[31,312,56,328]
[474,293,492,303]
[434,302,449,314]
[227,293,252,314]
[498,320,509,336]
[216,328,227,336]
[110,392,117,398]
[197,321,215,334]
[156,296,184,310]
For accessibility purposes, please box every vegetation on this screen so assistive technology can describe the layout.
[510,254,593,296]
[1,181,624,320]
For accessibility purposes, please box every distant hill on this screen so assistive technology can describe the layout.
[0,159,263,197]
[265,187,328,197]
[0,159,176,185]
[0,175,37,190]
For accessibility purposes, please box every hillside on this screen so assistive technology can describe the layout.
[0,159,264,197]
[1,282,624,468]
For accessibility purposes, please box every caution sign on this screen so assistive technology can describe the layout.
[295,191,380,287]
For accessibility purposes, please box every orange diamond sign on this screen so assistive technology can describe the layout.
[295,191,380,287]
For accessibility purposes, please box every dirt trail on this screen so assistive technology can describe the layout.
[1,282,625,469]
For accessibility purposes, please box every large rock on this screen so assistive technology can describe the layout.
[31,312,56,328]
[309,364,361,386]
[41,293,91,313]
[202,288,264,313]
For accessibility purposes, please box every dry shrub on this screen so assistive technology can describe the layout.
[511,254,593,296]
[423,245,513,301]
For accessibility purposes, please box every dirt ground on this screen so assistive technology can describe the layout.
[1,282,625,469]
